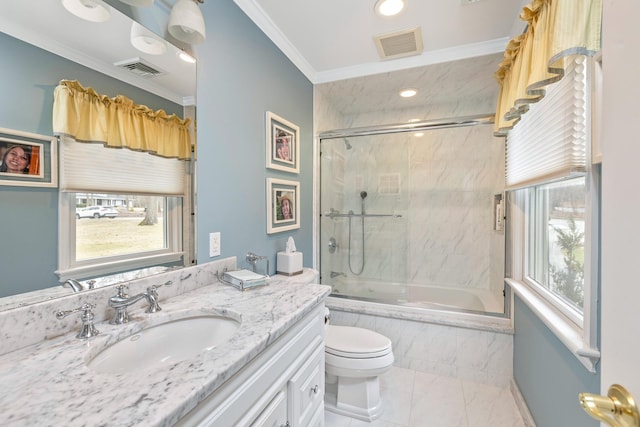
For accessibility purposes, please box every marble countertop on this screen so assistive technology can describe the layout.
[0,274,330,427]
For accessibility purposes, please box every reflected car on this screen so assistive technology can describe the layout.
[76,206,118,219]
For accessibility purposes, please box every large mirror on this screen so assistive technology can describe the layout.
[0,1,196,309]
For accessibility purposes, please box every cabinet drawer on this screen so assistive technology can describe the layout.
[288,343,324,426]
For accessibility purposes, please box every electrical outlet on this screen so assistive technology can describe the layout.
[209,232,221,257]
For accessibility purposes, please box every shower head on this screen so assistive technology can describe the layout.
[343,139,352,150]
[360,191,367,199]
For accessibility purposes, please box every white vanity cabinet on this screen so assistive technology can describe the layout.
[176,303,326,427]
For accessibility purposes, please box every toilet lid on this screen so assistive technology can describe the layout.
[325,325,392,358]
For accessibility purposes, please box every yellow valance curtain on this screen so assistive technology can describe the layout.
[53,80,191,160]
[494,0,602,136]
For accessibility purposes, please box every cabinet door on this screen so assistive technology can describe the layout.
[251,389,287,427]
[288,343,324,426]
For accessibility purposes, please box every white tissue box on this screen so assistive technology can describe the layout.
[277,251,303,276]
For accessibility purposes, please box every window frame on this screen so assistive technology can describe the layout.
[507,168,600,372]
[523,178,586,327]
[56,192,184,281]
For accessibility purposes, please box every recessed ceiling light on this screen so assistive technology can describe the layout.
[414,132,424,137]
[408,118,421,123]
[375,0,406,17]
[400,88,417,98]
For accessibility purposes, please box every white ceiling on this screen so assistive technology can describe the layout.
[235,0,527,84]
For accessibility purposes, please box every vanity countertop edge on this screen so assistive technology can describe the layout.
[0,275,331,427]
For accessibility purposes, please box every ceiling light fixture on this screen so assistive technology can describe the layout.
[375,0,406,17]
[61,0,111,22]
[119,0,154,6]
[131,22,167,55]
[168,0,206,44]
[400,88,417,98]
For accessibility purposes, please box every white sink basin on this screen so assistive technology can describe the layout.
[87,315,241,374]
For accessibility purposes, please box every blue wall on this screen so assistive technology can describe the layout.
[514,296,600,426]
[194,1,313,272]
[0,32,181,296]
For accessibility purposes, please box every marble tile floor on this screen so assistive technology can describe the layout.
[324,366,526,427]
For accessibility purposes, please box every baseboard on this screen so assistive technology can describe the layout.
[510,379,537,427]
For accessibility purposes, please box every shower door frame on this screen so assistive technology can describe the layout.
[314,113,510,317]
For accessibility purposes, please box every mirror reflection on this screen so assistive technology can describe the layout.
[0,1,196,308]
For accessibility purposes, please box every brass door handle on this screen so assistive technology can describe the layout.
[579,384,640,427]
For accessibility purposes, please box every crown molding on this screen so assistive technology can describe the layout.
[313,37,510,84]
[233,0,318,82]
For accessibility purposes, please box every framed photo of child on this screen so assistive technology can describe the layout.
[266,111,299,174]
[266,178,300,233]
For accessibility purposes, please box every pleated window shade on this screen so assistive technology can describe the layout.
[59,137,186,195]
[505,56,589,190]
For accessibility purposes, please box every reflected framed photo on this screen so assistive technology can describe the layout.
[0,127,57,188]
[266,111,299,174]
[266,178,300,234]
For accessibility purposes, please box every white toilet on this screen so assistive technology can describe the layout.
[324,318,394,421]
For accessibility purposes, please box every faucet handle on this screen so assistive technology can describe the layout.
[149,280,172,292]
[115,284,128,296]
[55,303,100,339]
[145,281,172,313]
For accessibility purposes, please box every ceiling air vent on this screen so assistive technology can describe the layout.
[114,58,165,78]
[374,27,423,60]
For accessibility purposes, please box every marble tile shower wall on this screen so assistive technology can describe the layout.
[330,309,514,387]
[407,124,505,290]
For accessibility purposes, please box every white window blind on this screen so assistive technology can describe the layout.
[505,56,589,190]
[59,137,186,195]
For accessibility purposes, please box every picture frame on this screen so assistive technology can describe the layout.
[0,127,57,188]
[266,178,300,234]
[266,111,300,174]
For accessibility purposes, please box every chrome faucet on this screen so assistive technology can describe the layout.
[108,281,172,324]
[62,279,96,292]
[330,271,345,279]
[246,252,269,276]
[62,279,83,292]
[56,303,100,339]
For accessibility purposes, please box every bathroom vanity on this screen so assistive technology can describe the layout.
[0,262,330,426]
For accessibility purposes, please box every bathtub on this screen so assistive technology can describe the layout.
[329,278,503,314]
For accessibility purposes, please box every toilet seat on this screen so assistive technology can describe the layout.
[325,325,392,358]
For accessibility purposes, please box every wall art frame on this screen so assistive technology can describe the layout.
[0,127,58,188]
[266,177,300,234]
[266,111,299,174]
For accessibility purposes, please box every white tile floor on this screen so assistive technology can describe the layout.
[324,367,526,427]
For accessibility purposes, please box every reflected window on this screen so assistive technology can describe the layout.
[59,192,183,279]
[74,194,167,260]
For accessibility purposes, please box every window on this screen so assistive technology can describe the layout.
[525,177,586,322]
[56,136,190,281]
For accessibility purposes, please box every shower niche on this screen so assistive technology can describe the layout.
[319,121,506,316]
